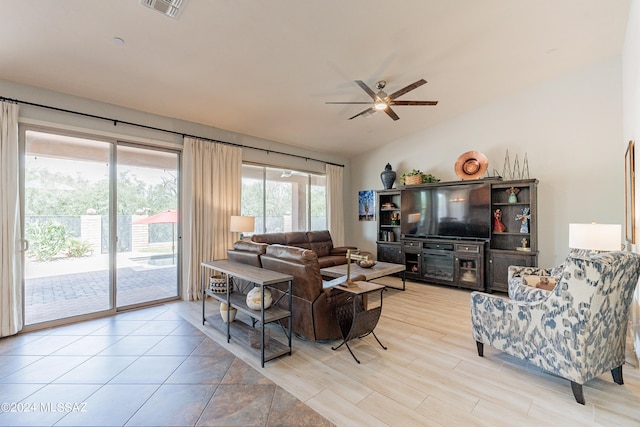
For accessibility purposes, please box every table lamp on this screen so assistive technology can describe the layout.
[230,215,255,240]
[568,223,622,253]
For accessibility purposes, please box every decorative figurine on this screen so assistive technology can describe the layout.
[502,149,512,180]
[515,208,530,233]
[513,154,521,179]
[506,187,520,203]
[521,238,528,248]
[390,213,400,225]
[493,209,506,232]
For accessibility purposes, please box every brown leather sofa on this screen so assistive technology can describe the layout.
[250,230,355,268]
[226,240,267,268]
[259,244,364,341]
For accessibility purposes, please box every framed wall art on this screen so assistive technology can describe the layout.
[358,190,375,221]
[625,140,635,244]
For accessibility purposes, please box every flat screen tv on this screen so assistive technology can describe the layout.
[401,183,491,239]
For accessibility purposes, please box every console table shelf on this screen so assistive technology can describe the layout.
[203,312,292,363]
[201,260,293,367]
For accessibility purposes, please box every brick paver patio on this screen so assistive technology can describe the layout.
[25,265,178,325]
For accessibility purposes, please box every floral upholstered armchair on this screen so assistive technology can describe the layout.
[470,251,640,404]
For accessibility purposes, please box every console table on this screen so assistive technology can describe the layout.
[201,260,292,367]
[329,281,387,364]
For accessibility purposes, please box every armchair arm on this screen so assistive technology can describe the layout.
[330,246,358,255]
[507,276,552,302]
[507,265,553,281]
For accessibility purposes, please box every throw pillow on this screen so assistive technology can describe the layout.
[523,275,557,291]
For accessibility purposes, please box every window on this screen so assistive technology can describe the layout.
[241,164,326,234]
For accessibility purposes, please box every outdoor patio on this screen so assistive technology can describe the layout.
[25,254,178,325]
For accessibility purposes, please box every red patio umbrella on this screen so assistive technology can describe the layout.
[133,209,178,260]
[133,209,178,225]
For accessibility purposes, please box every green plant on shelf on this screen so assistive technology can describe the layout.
[400,169,440,185]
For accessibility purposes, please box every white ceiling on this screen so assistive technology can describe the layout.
[0,0,631,158]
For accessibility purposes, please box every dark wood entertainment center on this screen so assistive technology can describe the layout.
[376,178,538,292]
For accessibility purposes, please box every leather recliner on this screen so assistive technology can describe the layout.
[260,244,364,341]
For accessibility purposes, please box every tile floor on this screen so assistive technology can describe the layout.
[0,304,332,427]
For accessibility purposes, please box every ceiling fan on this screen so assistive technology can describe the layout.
[326,79,438,121]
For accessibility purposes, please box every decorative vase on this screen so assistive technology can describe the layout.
[380,163,396,189]
[220,303,237,323]
[246,287,273,310]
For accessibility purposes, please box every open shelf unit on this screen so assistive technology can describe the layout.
[201,260,292,367]
[376,189,402,264]
[487,179,538,292]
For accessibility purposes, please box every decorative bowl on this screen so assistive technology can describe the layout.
[357,259,376,268]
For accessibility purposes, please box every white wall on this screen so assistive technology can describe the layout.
[349,57,623,267]
[0,79,349,174]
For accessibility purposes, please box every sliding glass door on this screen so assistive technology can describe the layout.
[22,129,180,326]
[23,130,113,325]
[116,144,179,308]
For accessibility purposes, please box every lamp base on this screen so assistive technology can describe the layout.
[344,279,358,288]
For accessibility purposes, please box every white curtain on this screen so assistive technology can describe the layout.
[0,102,23,337]
[326,164,345,246]
[181,137,241,301]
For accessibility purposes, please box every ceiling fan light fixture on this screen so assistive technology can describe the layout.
[326,78,438,120]
[374,100,387,110]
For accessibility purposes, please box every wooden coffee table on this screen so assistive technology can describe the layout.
[321,261,406,290]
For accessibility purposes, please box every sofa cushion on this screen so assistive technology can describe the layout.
[252,233,286,245]
[233,240,268,254]
[227,241,268,269]
[284,231,311,248]
[317,255,349,269]
[306,230,332,258]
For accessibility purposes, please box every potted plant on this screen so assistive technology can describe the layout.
[400,169,440,185]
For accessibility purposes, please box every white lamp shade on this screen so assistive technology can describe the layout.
[408,213,422,223]
[230,215,255,233]
[569,223,621,251]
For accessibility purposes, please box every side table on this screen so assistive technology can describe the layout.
[330,281,387,364]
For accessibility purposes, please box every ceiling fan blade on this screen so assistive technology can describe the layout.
[390,100,438,106]
[355,80,377,100]
[349,107,375,120]
[325,101,374,105]
[388,79,427,100]
[385,107,400,121]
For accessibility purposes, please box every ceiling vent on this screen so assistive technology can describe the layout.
[140,0,188,20]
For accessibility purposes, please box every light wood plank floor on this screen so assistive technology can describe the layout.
[175,277,640,427]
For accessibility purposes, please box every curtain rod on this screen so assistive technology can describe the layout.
[0,95,345,168]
